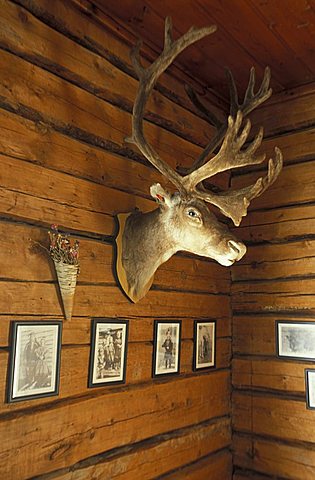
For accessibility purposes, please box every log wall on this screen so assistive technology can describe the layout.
[0,1,232,479]
[231,84,315,479]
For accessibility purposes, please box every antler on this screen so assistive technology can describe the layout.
[182,66,272,173]
[127,17,283,226]
[125,17,217,195]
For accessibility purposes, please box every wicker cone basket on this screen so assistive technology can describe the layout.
[54,260,79,320]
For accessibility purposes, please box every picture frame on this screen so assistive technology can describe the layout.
[152,320,181,377]
[276,321,315,361]
[305,369,315,410]
[88,319,129,387]
[7,321,62,403]
[193,320,216,371]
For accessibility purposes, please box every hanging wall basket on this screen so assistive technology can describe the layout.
[48,225,80,321]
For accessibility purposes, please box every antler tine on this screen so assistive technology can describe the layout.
[126,17,217,193]
[195,147,283,226]
[229,66,273,117]
[180,66,272,176]
[182,111,265,191]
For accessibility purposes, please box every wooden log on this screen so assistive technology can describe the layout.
[0,48,211,174]
[233,433,315,480]
[0,338,230,414]
[0,314,231,347]
[0,281,231,318]
[48,418,231,480]
[250,82,315,137]
[0,0,216,148]
[233,392,314,443]
[0,371,230,479]
[0,185,117,236]
[0,221,230,293]
[234,204,315,244]
[233,315,314,356]
[232,240,315,282]
[161,449,232,480]
[232,279,315,314]
[232,358,310,395]
[256,126,315,167]
[0,109,228,199]
[231,160,315,211]
[16,0,225,114]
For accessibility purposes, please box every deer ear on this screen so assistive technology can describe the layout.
[150,183,173,208]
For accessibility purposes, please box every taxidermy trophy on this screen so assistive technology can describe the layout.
[115,17,282,303]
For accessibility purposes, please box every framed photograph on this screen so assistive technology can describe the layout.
[306,369,315,409]
[152,320,181,377]
[276,321,315,361]
[88,319,129,387]
[7,321,62,403]
[193,320,216,371]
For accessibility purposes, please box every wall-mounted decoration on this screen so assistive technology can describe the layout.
[305,369,315,410]
[115,17,283,303]
[152,320,181,377]
[48,225,79,320]
[193,320,216,371]
[276,321,315,361]
[88,319,129,387]
[7,321,62,403]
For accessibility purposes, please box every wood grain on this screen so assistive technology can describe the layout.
[0,372,230,479]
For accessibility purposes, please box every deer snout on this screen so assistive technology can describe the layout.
[228,240,246,261]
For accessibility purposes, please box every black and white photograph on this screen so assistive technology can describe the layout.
[276,321,315,361]
[193,320,216,371]
[305,369,315,410]
[152,320,181,377]
[7,321,62,403]
[88,319,129,387]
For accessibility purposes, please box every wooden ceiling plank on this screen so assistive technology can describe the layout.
[248,0,315,79]
[198,0,310,90]
[143,0,271,94]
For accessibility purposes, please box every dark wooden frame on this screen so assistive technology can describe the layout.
[88,319,129,388]
[193,320,216,371]
[7,321,62,403]
[276,321,315,361]
[152,320,181,378]
[305,369,315,410]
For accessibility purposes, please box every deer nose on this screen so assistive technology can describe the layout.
[228,240,246,261]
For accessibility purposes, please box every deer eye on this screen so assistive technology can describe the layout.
[186,208,202,223]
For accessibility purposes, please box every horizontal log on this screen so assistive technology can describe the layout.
[233,433,315,480]
[0,338,230,413]
[16,0,225,114]
[233,392,313,443]
[232,279,315,314]
[233,315,314,356]
[232,240,315,282]
[0,371,230,479]
[232,358,311,395]
[0,221,230,294]
[0,185,116,236]
[0,281,231,318]
[258,126,315,166]
[234,204,315,244]
[47,418,230,480]
[0,0,215,148]
[0,48,211,176]
[232,160,315,212]
[250,82,315,137]
[0,153,153,236]
[162,449,232,480]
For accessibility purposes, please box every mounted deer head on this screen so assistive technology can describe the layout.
[115,17,283,303]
